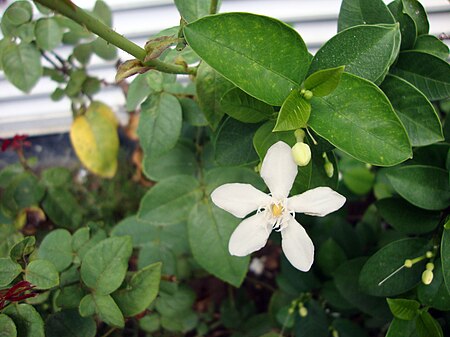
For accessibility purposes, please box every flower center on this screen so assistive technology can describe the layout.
[271,203,284,217]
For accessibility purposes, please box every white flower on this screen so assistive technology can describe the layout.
[211,141,346,271]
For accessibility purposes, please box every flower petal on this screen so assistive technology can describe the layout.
[288,186,346,217]
[281,216,314,271]
[260,141,298,199]
[229,212,272,256]
[211,183,271,218]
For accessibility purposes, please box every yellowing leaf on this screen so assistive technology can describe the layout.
[70,103,119,178]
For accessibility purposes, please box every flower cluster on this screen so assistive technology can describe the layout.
[211,141,346,271]
[0,134,31,152]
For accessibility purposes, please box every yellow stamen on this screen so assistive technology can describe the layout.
[271,203,283,217]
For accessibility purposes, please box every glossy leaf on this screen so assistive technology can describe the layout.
[295,300,329,337]
[214,118,260,166]
[401,0,429,35]
[391,51,450,101]
[332,318,368,337]
[381,74,443,146]
[34,18,63,51]
[3,304,44,337]
[309,73,411,166]
[386,298,420,320]
[185,13,310,105]
[415,311,443,337]
[316,238,347,277]
[188,201,249,287]
[442,227,450,295]
[413,35,449,60]
[0,258,22,286]
[338,0,395,31]
[309,24,400,84]
[376,197,440,234]
[204,167,265,195]
[79,294,124,328]
[138,175,201,225]
[9,236,35,261]
[80,236,132,295]
[253,121,296,160]
[25,260,59,290]
[386,318,418,337]
[386,165,450,210]
[112,262,162,317]
[0,314,17,337]
[174,0,220,22]
[137,93,182,159]
[417,258,450,311]
[179,97,208,126]
[304,66,345,97]
[359,238,428,296]
[221,87,273,123]
[37,229,72,272]
[196,62,234,130]
[273,90,311,131]
[1,42,42,93]
[387,0,416,50]
[45,310,96,337]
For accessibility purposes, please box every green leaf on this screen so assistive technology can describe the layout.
[332,318,369,337]
[388,0,416,50]
[188,201,249,287]
[386,165,450,210]
[386,318,418,337]
[42,187,83,230]
[34,18,63,51]
[214,118,260,166]
[185,13,310,105]
[73,43,93,65]
[401,0,429,35]
[253,121,297,160]
[376,197,440,234]
[391,51,450,101]
[71,227,90,255]
[179,97,208,127]
[204,167,265,195]
[442,227,450,296]
[155,285,195,317]
[413,35,449,60]
[4,1,32,26]
[55,284,85,309]
[3,304,44,337]
[0,258,22,286]
[92,0,112,26]
[174,0,220,22]
[415,311,443,337]
[91,37,117,60]
[338,0,395,31]
[1,172,44,214]
[41,167,72,188]
[309,72,411,166]
[137,93,182,159]
[0,314,17,337]
[417,258,450,311]
[359,238,428,296]
[196,62,234,130]
[79,294,124,328]
[273,90,310,131]
[334,258,390,318]
[386,298,420,320]
[112,262,162,317]
[309,24,400,84]
[1,42,42,93]
[342,166,375,195]
[143,142,197,182]
[316,238,347,277]
[10,236,35,261]
[221,87,273,123]
[25,259,59,290]
[45,310,96,337]
[126,73,153,111]
[80,236,132,295]
[304,66,345,97]
[381,74,443,146]
[294,300,329,337]
[37,229,72,272]
[138,175,201,225]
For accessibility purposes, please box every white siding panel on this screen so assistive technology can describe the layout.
[0,0,448,137]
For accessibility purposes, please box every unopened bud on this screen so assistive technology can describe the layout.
[426,251,434,258]
[292,142,311,167]
[426,262,434,271]
[422,269,434,285]
[404,259,413,268]
[299,305,308,317]
[332,330,339,337]
[303,90,313,100]
[294,129,306,143]
[288,307,295,315]
[324,161,334,178]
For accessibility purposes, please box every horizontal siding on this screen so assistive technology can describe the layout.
[0,0,449,137]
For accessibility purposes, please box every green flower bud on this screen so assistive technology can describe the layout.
[426,251,434,258]
[299,305,308,317]
[294,129,306,143]
[404,259,413,268]
[332,330,339,337]
[426,262,434,271]
[422,269,434,285]
[324,161,334,178]
[291,142,311,167]
[303,90,313,100]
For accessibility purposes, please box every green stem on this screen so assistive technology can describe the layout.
[34,0,195,75]
[209,0,219,14]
